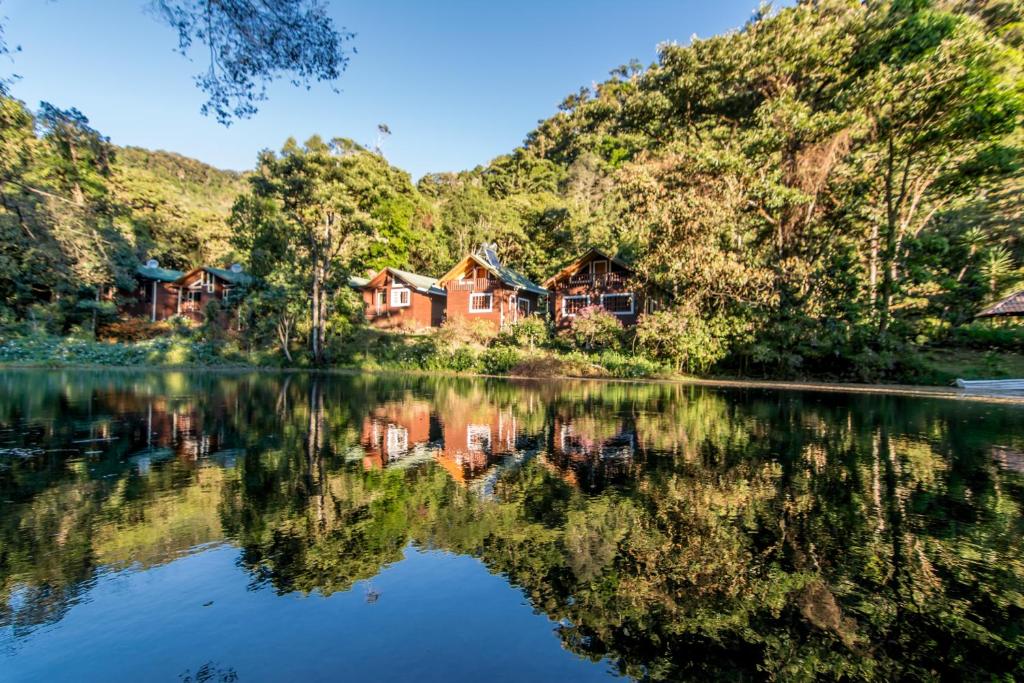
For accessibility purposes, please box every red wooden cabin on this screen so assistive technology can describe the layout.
[438,245,547,329]
[543,248,650,329]
[120,260,250,325]
[356,267,446,329]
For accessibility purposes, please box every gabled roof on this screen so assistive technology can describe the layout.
[362,267,446,297]
[977,289,1024,318]
[439,254,548,296]
[136,264,185,282]
[348,275,370,289]
[542,248,635,288]
[176,265,252,286]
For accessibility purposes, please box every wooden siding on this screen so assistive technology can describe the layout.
[547,254,645,329]
[443,275,541,329]
[362,272,444,329]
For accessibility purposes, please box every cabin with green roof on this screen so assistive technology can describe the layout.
[122,259,249,325]
[355,267,447,329]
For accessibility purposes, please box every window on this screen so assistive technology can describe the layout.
[592,260,609,276]
[467,425,491,452]
[562,295,590,316]
[469,293,492,312]
[221,285,232,301]
[391,287,411,307]
[601,293,634,315]
[517,297,531,316]
[385,425,409,458]
[202,271,216,293]
[375,289,386,310]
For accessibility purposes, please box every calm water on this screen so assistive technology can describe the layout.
[1,370,1022,681]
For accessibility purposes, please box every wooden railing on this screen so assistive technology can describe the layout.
[563,273,630,289]
[447,278,495,292]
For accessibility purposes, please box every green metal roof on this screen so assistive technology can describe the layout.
[387,268,446,296]
[136,264,185,282]
[465,255,547,296]
[203,266,252,285]
[348,275,370,289]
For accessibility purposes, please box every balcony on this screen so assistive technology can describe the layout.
[447,278,495,292]
[562,272,630,290]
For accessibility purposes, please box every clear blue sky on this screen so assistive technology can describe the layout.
[3,0,763,179]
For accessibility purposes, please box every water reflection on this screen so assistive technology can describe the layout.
[1,370,1023,680]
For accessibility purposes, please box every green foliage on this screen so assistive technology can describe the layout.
[636,309,730,374]
[493,315,550,349]
[567,306,623,352]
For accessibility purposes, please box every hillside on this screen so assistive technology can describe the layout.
[112,147,247,269]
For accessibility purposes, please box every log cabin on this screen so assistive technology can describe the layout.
[356,267,446,329]
[543,248,651,329]
[437,245,548,329]
[121,260,250,325]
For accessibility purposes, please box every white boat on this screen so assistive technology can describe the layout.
[955,378,1024,392]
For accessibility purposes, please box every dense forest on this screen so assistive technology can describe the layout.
[1,0,1022,379]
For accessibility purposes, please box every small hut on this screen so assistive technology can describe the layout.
[976,290,1024,320]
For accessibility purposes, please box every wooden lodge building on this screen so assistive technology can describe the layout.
[126,260,250,324]
[542,248,651,329]
[437,245,548,329]
[353,267,446,330]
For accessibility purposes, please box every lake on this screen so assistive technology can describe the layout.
[0,369,1022,681]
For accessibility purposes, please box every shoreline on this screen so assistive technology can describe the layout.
[3,362,1024,405]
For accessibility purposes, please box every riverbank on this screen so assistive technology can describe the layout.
[3,333,1024,397]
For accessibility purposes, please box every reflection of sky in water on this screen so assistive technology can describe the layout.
[4,545,613,682]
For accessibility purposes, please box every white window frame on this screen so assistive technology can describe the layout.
[591,260,609,276]
[375,289,387,311]
[600,292,635,316]
[467,425,491,452]
[469,292,493,313]
[391,287,411,308]
[562,294,590,317]
[385,425,409,457]
[517,297,531,316]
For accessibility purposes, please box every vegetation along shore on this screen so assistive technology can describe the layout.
[2,1,1023,385]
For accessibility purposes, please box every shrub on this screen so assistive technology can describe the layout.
[494,315,550,349]
[436,317,497,346]
[98,317,175,342]
[480,346,520,374]
[567,306,623,352]
[947,321,1024,352]
[635,307,729,374]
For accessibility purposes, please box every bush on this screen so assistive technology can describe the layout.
[493,315,550,349]
[480,346,520,374]
[567,306,623,352]
[436,317,497,346]
[635,308,730,374]
[98,317,175,342]
[947,321,1024,352]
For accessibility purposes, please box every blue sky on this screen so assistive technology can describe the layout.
[3,1,763,179]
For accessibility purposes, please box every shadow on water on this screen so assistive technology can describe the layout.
[0,369,1022,680]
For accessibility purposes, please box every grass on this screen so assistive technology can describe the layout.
[916,347,1024,385]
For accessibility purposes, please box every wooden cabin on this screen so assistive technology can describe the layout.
[543,248,650,329]
[356,267,446,329]
[125,262,185,322]
[173,265,251,323]
[120,261,250,325]
[438,245,547,329]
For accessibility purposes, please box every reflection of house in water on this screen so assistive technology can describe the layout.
[359,400,442,470]
[541,414,639,492]
[435,400,527,485]
[110,393,234,467]
[992,445,1024,474]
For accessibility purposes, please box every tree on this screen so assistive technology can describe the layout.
[237,137,382,363]
[1,1,354,124]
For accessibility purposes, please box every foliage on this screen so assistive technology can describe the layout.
[635,309,730,373]
[493,315,550,349]
[566,306,623,352]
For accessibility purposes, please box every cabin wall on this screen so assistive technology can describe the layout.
[362,273,442,329]
[122,278,180,322]
[548,258,643,329]
[177,273,233,324]
[444,282,540,328]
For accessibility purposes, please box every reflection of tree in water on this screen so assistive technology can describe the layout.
[1,371,1022,679]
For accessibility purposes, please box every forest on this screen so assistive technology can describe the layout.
[1,0,1022,381]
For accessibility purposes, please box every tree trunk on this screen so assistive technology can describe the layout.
[311,258,322,363]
